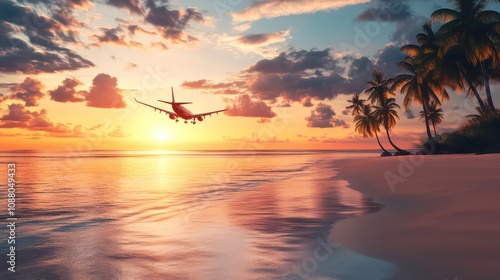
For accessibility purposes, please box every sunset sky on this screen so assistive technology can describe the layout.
[1,0,499,150]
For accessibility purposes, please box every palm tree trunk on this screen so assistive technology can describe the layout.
[432,123,437,139]
[374,130,390,154]
[464,76,488,112]
[480,61,496,111]
[385,128,405,152]
[421,92,434,140]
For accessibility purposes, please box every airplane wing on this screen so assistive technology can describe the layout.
[134,98,178,117]
[191,109,228,119]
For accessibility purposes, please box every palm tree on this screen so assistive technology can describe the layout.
[419,101,444,138]
[431,0,500,111]
[372,97,408,153]
[354,105,391,155]
[364,69,394,105]
[439,45,489,111]
[393,23,449,141]
[391,56,436,140]
[346,92,366,116]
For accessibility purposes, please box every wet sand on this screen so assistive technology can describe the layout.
[331,154,500,280]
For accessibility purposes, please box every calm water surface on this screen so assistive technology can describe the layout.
[0,150,383,280]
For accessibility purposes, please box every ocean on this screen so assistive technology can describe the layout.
[0,150,397,280]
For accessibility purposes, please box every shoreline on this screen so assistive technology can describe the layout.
[330,153,500,279]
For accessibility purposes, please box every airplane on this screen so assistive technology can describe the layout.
[134,87,227,124]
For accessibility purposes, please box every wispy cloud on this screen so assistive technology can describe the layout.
[232,0,370,23]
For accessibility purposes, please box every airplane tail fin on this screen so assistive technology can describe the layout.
[158,87,192,105]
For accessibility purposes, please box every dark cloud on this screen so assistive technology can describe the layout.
[302,96,314,107]
[93,26,127,44]
[182,48,382,106]
[0,0,94,74]
[247,48,339,74]
[305,103,349,128]
[105,0,143,15]
[91,26,144,48]
[127,24,156,36]
[405,109,415,119]
[86,73,126,108]
[356,0,413,22]
[225,94,276,118]
[144,0,203,43]
[49,78,86,103]
[374,43,406,76]
[235,30,289,45]
[6,77,45,106]
[390,15,428,44]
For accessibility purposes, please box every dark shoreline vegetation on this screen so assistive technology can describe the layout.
[346,0,500,157]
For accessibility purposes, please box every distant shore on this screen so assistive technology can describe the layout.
[331,154,500,279]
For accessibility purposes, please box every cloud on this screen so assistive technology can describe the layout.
[5,77,45,106]
[144,0,203,43]
[49,78,86,103]
[390,15,428,44]
[247,48,339,74]
[105,0,142,14]
[86,73,126,108]
[182,48,381,109]
[124,63,138,70]
[405,109,415,119]
[0,0,94,74]
[225,94,276,118]
[91,25,144,48]
[236,29,290,46]
[356,0,413,22]
[305,103,350,128]
[256,118,271,123]
[0,103,71,133]
[181,79,245,95]
[108,126,126,137]
[374,43,406,76]
[218,29,291,58]
[232,0,370,23]
[233,23,252,32]
[302,96,314,107]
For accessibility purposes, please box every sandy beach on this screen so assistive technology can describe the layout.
[331,154,500,280]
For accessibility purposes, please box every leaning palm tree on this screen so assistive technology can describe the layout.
[394,23,450,141]
[431,0,500,111]
[372,97,408,153]
[364,69,394,105]
[439,45,489,111]
[391,56,436,140]
[354,105,391,155]
[419,101,444,138]
[346,92,366,116]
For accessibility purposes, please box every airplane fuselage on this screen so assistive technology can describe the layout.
[172,104,194,120]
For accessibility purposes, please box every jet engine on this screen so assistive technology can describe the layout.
[197,116,204,121]
[169,114,176,120]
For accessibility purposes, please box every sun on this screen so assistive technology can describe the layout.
[155,131,169,141]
